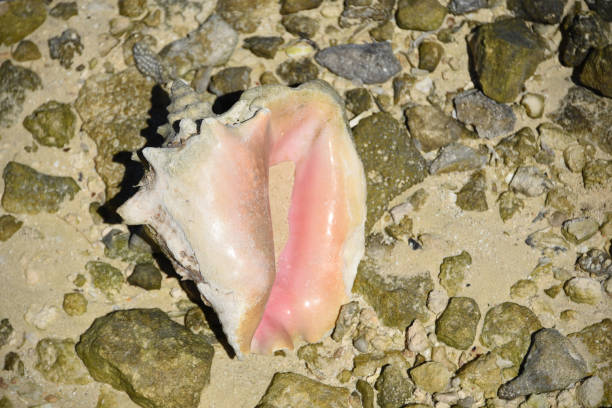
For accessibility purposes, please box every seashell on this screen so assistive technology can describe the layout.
[118,80,367,357]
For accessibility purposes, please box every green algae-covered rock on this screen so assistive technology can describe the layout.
[2,162,79,214]
[0,60,42,128]
[76,308,214,408]
[509,279,537,298]
[118,0,146,17]
[49,2,78,20]
[353,350,410,378]
[74,68,152,199]
[410,361,452,394]
[86,261,124,299]
[385,216,413,242]
[128,263,162,290]
[0,397,13,408]
[23,101,76,148]
[345,88,372,116]
[375,364,415,408]
[480,302,542,375]
[35,338,91,385]
[184,307,218,345]
[582,159,612,189]
[11,40,41,61]
[280,0,322,14]
[63,292,87,316]
[418,41,444,72]
[102,229,153,264]
[352,113,427,231]
[457,352,504,398]
[439,250,472,296]
[469,18,546,103]
[356,379,375,408]
[456,170,488,212]
[353,245,433,329]
[497,191,524,222]
[560,11,609,68]
[255,372,350,408]
[0,215,23,241]
[569,319,612,406]
[243,36,284,59]
[564,277,602,305]
[0,0,47,46]
[396,0,447,31]
[436,296,480,350]
[282,14,319,39]
[580,45,612,98]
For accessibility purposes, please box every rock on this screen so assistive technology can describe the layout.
[369,20,395,41]
[456,170,488,212]
[339,0,396,27]
[74,68,152,199]
[0,215,23,241]
[564,277,602,305]
[480,302,542,374]
[563,144,586,172]
[102,229,154,264]
[23,101,76,148]
[35,338,90,384]
[49,2,78,20]
[0,0,46,46]
[353,240,433,329]
[560,11,609,67]
[468,18,546,103]
[77,309,214,408]
[184,307,218,345]
[418,41,443,72]
[345,88,372,116]
[520,93,545,118]
[509,166,553,197]
[583,159,612,189]
[585,0,612,21]
[63,292,87,316]
[454,89,516,139]
[243,36,284,59]
[436,297,480,350]
[352,350,410,378]
[498,329,587,399]
[352,113,427,231]
[497,191,524,222]
[118,0,146,17]
[332,301,360,342]
[509,279,537,298]
[457,352,504,398]
[2,162,79,214]
[86,261,124,299]
[561,217,599,244]
[275,58,319,85]
[579,44,612,98]
[48,29,83,69]
[127,263,162,290]
[0,60,42,128]
[315,42,401,84]
[569,319,612,406]
[259,71,280,85]
[448,0,489,14]
[375,364,415,408]
[216,0,276,33]
[4,351,25,376]
[208,66,251,96]
[392,73,415,105]
[545,188,575,215]
[495,127,539,166]
[578,249,612,276]
[396,0,447,31]
[255,372,350,407]
[280,0,322,14]
[552,86,612,155]
[385,216,413,242]
[429,142,487,175]
[282,14,319,39]
[577,375,605,408]
[405,105,467,152]
[410,361,452,394]
[507,0,566,24]
[11,40,41,61]
[0,397,12,408]
[525,229,569,253]
[356,379,375,408]
[0,319,13,348]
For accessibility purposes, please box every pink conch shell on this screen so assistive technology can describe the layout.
[118,80,366,357]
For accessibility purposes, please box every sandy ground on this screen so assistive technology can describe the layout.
[0,0,611,407]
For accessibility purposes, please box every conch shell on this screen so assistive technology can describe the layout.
[118,80,366,357]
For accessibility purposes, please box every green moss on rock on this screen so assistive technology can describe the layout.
[436,297,481,350]
[0,60,42,128]
[456,170,488,212]
[2,162,79,214]
[63,292,87,316]
[410,361,452,394]
[86,261,124,299]
[23,101,76,148]
[375,364,415,408]
[457,352,504,398]
[11,40,41,61]
[0,215,23,241]
[0,0,47,46]
[102,229,153,264]
[396,0,447,31]
[35,338,90,384]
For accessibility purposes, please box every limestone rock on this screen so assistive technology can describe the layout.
[375,364,415,408]
[405,105,467,153]
[11,40,41,61]
[560,11,609,67]
[35,338,90,385]
[275,58,319,85]
[457,352,504,398]
[0,60,42,128]
[280,0,322,14]
[23,101,76,148]
[0,0,47,46]
[255,372,350,407]
[86,261,124,299]
[439,251,472,296]
[436,297,481,350]
[345,88,372,116]
[454,89,516,139]
[456,170,488,212]
[63,292,87,316]
[127,263,162,290]
[510,166,553,197]
[396,0,447,31]
[429,143,487,175]
[243,36,284,59]
[410,361,452,394]
[507,0,566,24]
[0,215,23,241]
[216,0,276,33]
[561,217,600,244]
[564,277,602,305]
[208,66,251,95]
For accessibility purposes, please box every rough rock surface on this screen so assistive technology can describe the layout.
[375,364,415,408]
[23,101,76,148]
[405,105,467,152]
[35,338,90,385]
[560,11,609,67]
[216,0,276,33]
[0,60,42,128]
[507,0,566,24]
[436,297,481,350]
[0,0,47,46]
[396,0,447,31]
[457,352,504,398]
[255,372,350,408]
[454,89,516,139]
[429,142,487,175]
[579,44,612,98]
[76,308,214,408]
[0,215,23,242]
[439,251,472,296]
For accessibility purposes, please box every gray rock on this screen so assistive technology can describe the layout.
[507,0,567,24]
[76,308,214,408]
[282,14,319,39]
[436,297,481,350]
[525,229,569,253]
[208,66,251,95]
[454,89,516,139]
[128,263,162,290]
[340,0,395,27]
[276,58,319,85]
[48,29,83,69]
[160,14,238,78]
[405,105,468,152]
[255,372,350,407]
[578,249,612,276]
[448,0,489,14]
[243,36,284,59]
[315,42,401,84]
[585,0,612,21]
[560,11,609,67]
[509,166,553,197]
[498,329,588,399]
[375,364,415,408]
[576,375,605,408]
[102,229,154,264]
[0,60,42,128]
[429,142,487,175]
[133,41,166,83]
